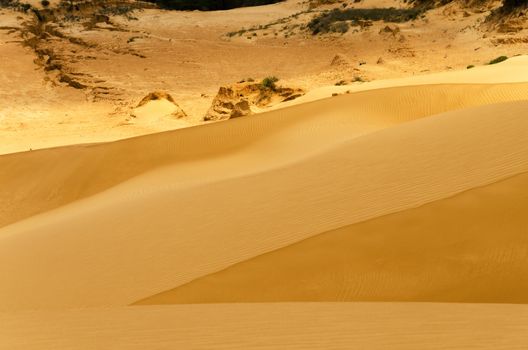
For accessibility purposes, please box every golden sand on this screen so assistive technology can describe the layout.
[1,1,528,347]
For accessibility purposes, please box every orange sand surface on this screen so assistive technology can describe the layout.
[1,2,528,346]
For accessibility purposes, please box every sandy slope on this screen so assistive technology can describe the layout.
[136,171,528,305]
[1,97,528,310]
[1,47,528,347]
[2,82,527,229]
[276,56,528,108]
[1,1,528,348]
[2,303,528,349]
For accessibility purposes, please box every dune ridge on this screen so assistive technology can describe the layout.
[1,82,527,229]
[275,56,528,109]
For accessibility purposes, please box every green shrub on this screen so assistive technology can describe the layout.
[227,28,248,37]
[488,56,508,65]
[0,0,31,11]
[502,0,528,9]
[261,76,279,90]
[308,7,424,35]
[404,0,454,7]
[98,5,136,18]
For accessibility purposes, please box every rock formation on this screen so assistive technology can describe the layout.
[204,80,304,121]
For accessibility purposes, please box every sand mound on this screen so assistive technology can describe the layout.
[330,54,353,68]
[131,91,186,120]
[379,24,401,36]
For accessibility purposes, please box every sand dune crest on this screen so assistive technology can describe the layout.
[1,82,527,229]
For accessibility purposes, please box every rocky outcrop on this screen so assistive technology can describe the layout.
[204,86,252,121]
[204,81,304,121]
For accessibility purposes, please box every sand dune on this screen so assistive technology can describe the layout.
[2,303,528,349]
[276,56,528,108]
[136,171,528,305]
[1,97,527,310]
[2,2,528,347]
[2,82,527,229]
[1,54,528,348]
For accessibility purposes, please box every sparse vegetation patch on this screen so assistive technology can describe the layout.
[488,56,508,64]
[0,0,31,12]
[261,76,279,90]
[501,0,528,11]
[308,7,425,35]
